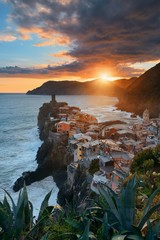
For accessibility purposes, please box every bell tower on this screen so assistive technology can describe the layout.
[143,109,149,124]
[51,94,56,103]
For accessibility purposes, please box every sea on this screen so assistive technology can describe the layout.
[0,94,134,216]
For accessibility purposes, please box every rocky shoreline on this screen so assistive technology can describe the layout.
[13,95,72,192]
[13,95,97,208]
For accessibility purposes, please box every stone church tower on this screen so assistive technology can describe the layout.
[143,109,149,124]
[51,94,57,104]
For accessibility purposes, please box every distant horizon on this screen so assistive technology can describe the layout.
[0,76,130,93]
[0,76,123,93]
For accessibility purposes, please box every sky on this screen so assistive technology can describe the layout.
[0,0,160,92]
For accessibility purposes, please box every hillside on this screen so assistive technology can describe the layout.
[117,63,160,117]
[128,63,160,96]
[114,77,137,89]
[26,79,124,97]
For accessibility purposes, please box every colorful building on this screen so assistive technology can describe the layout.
[56,121,70,133]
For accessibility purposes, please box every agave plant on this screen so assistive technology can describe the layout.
[0,186,53,240]
[0,186,33,239]
[97,176,160,239]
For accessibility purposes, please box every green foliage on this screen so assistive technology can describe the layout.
[145,221,160,240]
[153,144,160,164]
[0,187,53,240]
[137,171,160,196]
[38,190,52,220]
[0,176,160,239]
[97,176,160,239]
[131,149,154,173]
[98,176,138,233]
[0,186,33,239]
[43,206,93,240]
[142,159,154,173]
[131,145,160,174]
[89,159,100,175]
[44,221,77,240]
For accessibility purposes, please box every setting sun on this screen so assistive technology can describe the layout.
[100,73,111,81]
[99,72,115,82]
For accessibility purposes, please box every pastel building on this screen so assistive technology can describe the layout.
[56,121,70,133]
[75,112,98,124]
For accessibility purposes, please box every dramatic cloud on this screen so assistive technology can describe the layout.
[3,0,160,78]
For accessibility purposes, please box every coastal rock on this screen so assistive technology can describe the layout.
[13,169,51,192]
[13,96,72,192]
[13,140,71,192]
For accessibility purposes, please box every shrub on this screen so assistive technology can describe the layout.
[89,159,100,175]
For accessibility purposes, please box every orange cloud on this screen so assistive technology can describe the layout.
[34,36,70,47]
[58,0,72,5]
[18,27,53,40]
[50,50,76,62]
[51,51,70,58]
[0,34,16,42]
[18,27,71,46]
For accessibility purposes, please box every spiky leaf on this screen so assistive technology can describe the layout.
[38,190,52,220]
[119,176,137,231]
[143,187,160,215]
[138,203,160,230]
[102,213,111,240]
[78,221,90,240]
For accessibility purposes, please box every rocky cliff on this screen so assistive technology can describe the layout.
[13,95,72,192]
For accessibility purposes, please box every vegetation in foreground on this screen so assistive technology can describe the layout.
[0,147,160,239]
[0,174,160,240]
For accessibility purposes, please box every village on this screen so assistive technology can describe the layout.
[46,95,160,194]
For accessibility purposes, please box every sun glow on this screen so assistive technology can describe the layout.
[99,72,114,82]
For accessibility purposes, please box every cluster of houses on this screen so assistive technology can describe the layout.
[47,96,160,194]
[68,134,133,193]
[56,108,98,136]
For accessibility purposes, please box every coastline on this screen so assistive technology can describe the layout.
[12,95,138,199]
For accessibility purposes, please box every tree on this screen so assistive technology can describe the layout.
[143,159,154,173]
[88,159,99,175]
[131,148,154,173]
[153,144,160,164]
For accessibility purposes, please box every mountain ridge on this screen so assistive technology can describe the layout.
[26,79,125,97]
[27,63,160,117]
